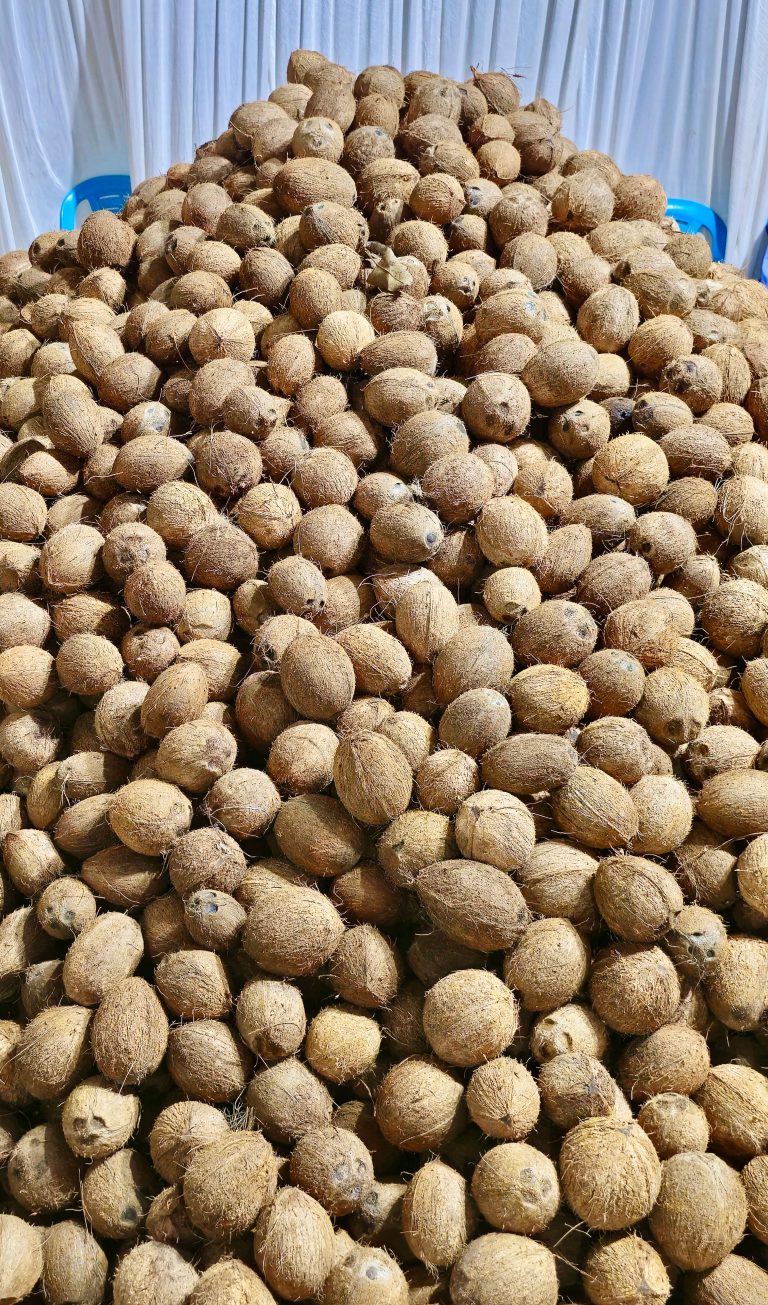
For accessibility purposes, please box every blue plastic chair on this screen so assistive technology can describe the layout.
[665,198,727,263]
[761,229,768,287]
[60,175,132,230]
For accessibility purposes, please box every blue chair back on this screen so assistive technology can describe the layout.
[761,230,768,287]
[665,198,727,263]
[60,175,132,230]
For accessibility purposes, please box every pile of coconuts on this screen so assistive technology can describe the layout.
[1,46,768,1305]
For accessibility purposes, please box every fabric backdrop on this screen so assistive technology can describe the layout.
[1,0,767,271]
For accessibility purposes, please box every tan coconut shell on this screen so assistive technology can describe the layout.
[551,766,638,849]
[7,1121,79,1214]
[375,1057,466,1152]
[242,864,346,974]
[252,1192,335,1302]
[0,1213,43,1302]
[280,634,355,720]
[188,1260,276,1305]
[40,1219,108,1305]
[684,1254,768,1305]
[582,1234,670,1305]
[648,1151,747,1271]
[515,841,597,929]
[450,1233,557,1305]
[559,1117,660,1231]
[637,1093,710,1159]
[333,731,412,825]
[182,1131,277,1239]
[695,1062,768,1157]
[329,924,402,1009]
[743,1154,768,1244]
[167,1019,252,1103]
[590,944,680,1035]
[481,732,578,797]
[417,858,529,952]
[90,975,168,1084]
[594,855,683,941]
[377,809,456,889]
[112,1242,198,1305]
[109,779,193,854]
[465,1057,540,1142]
[61,1074,140,1159]
[305,1003,381,1085]
[537,1051,618,1131]
[80,1145,159,1240]
[422,968,518,1067]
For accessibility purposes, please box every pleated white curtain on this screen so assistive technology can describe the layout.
[1,0,767,270]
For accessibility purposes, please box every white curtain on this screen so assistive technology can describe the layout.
[1,0,767,271]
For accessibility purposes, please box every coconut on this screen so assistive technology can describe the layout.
[329,924,402,1008]
[551,766,638,849]
[267,721,338,793]
[463,1058,540,1142]
[279,634,355,719]
[242,865,346,974]
[461,372,531,443]
[594,855,683,941]
[589,943,680,1035]
[454,790,535,872]
[743,1154,768,1244]
[112,1243,199,1305]
[40,1220,108,1305]
[481,732,578,797]
[167,1019,252,1103]
[592,433,669,506]
[512,600,596,668]
[109,779,193,854]
[558,1117,660,1231]
[537,1051,618,1131]
[674,820,737,908]
[581,1234,670,1305]
[273,791,365,875]
[290,1125,374,1216]
[334,624,411,695]
[253,1187,335,1300]
[648,1151,747,1271]
[189,1260,277,1305]
[375,1058,466,1152]
[182,1131,277,1239]
[90,976,168,1084]
[515,841,598,929]
[148,1101,229,1185]
[617,1021,710,1102]
[0,1214,43,1302]
[636,1093,710,1160]
[450,1233,558,1305]
[333,861,403,927]
[80,1146,158,1240]
[377,810,456,889]
[684,1255,768,1305]
[471,1142,560,1236]
[695,1062,768,1156]
[7,1121,79,1213]
[36,875,97,938]
[417,858,529,952]
[421,969,518,1067]
[438,688,511,758]
[324,1246,408,1305]
[305,1004,382,1084]
[61,1074,140,1159]
[156,949,232,1019]
[697,769,768,838]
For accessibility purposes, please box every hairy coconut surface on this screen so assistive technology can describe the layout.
[2,42,768,1304]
